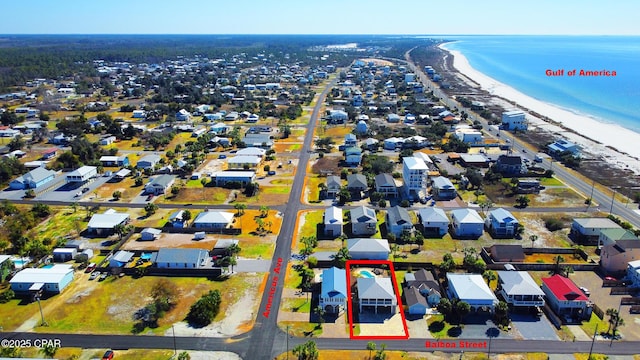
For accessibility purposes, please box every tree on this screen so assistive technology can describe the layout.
[529,234,538,248]
[606,308,625,337]
[494,301,510,326]
[478,199,494,215]
[300,236,318,256]
[150,278,179,313]
[112,190,122,200]
[182,209,192,225]
[292,340,319,360]
[334,246,350,268]
[482,270,497,286]
[314,306,325,329]
[455,300,471,321]
[39,343,59,358]
[113,223,129,240]
[24,189,35,198]
[439,253,456,273]
[337,186,351,205]
[187,290,222,327]
[367,342,376,360]
[144,203,158,217]
[234,203,247,216]
[516,195,530,208]
[414,232,424,250]
[259,205,269,218]
[553,255,565,275]
[465,168,483,189]
[8,135,25,151]
[373,343,387,360]
[437,298,452,317]
[177,352,191,360]
[31,203,51,218]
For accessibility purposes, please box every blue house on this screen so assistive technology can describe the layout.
[319,267,347,314]
[169,210,188,228]
[10,265,74,294]
[485,208,519,238]
[548,139,580,157]
[9,167,56,190]
[344,147,362,166]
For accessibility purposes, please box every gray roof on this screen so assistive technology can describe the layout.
[148,174,174,188]
[137,154,161,164]
[386,206,412,226]
[193,210,234,225]
[351,206,376,223]
[141,228,162,235]
[213,239,239,249]
[155,248,209,264]
[347,174,367,188]
[447,273,498,302]
[347,238,390,253]
[112,250,134,263]
[326,175,341,188]
[573,217,620,229]
[431,176,454,190]
[357,277,395,300]
[15,167,56,184]
[418,208,449,224]
[404,286,429,308]
[88,211,129,229]
[488,208,518,224]
[374,173,395,188]
[497,271,545,296]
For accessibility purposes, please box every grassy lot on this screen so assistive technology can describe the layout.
[305,176,325,203]
[530,188,585,207]
[282,297,312,313]
[158,186,231,204]
[35,207,87,241]
[285,263,303,290]
[278,321,322,337]
[237,209,283,236]
[29,273,261,335]
[269,178,293,185]
[427,314,457,339]
[579,312,608,339]
[133,208,173,228]
[296,210,324,244]
[166,132,193,151]
[94,176,142,202]
[539,177,564,186]
[524,253,587,264]
[274,143,303,153]
[19,348,174,360]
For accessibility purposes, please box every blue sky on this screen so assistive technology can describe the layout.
[2,0,639,35]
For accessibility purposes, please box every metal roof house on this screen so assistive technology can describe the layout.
[154,248,209,269]
[140,228,162,241]
[450,208,484,239]
[325,175,341,198]
[417,208,449,237]
[192,210,234,229]
[347,238,390,260]
[320,267,347,314]
[374,173,397,197]
[9,167,56,190]
[136,154,161,169]
[323,206,343,238]
[109,250,134,267]
[485,208,519,238]
[386,205,414,237]
[496,271,545,308]
[211,171,256,186]
[65,166,97,183]
[350,206,377,236]
[357,277,397,314]
[431,176,457,201]
[446,273,498,312]
[570,217,621,245]
[145,174,175,195]
[87,209,130,235]
[541,274,592,322]
[10,264,74,295]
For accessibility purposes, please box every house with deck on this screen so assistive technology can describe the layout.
[497,271,545,309]
[357,277,397,314]
[485,208,519,238]
[541,274,592,322]
[446,273,498,313]
[417,208,449,237]
[350,206,377,236]
[319,267,347,314]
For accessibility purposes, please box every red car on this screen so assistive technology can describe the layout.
[102,350,114,360]
[604,276,618,281]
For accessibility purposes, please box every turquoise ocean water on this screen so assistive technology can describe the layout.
[441,36,640,133]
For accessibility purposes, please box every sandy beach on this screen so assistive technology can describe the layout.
[439,42,640,175]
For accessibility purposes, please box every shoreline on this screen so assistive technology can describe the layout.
[438,42,640,175]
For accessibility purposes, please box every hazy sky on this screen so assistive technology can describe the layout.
[2,0,639,35]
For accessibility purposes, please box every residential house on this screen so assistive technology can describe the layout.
[626,260,640,288]
[10,265,74,295]
[212,239,239,257]
[402,156,428,200]
[344,133,357,147]
[384,137,404,150]
[570,218,621,245]
[41,148,57,160]
[386,205,414,237]
[363,138,379,151]
[599,231,640,274]
[140,228,162,241]
[347,174,367,199]
[325,175,341,198]
[517,179,541,194]
[417,208,449,237]
[548,139,580,157]
[323,206,343,237]
[495,155,525,175]
[501,110,528,131]
[52,248,77,262]
[374,173,397,197]
[450,208,484,239]
[227,155,261,169]
[350,206,377,236]
[344,147,362,166]
[320,267,348,314]
[455,127,483,144]
[489,244,525,263]
[99,135,116,146]
[224,112,239,121]
[192,210,234,229]
[211,171,256,186]
[99,155,129,167]
[496,271,545,308]
[176,109,192,121]
[403,269,442,310]
[154,248,209,269]
[65,166,97,183]
[355,121,369,135]
[136,154,161,169]
[243,133,273,149]
[347,238,390,260]
[357,277,397,313]
[387,113,401,123]
[87,209,130,235]
[168,210,188,228]
[404,286,430,315]
[431,176,457,200]
[328,110,348,124]
[485,208,519,238]
[9,167,56,190]
[109,250,134,267]
[541,274,592,322]
[145,174,175,195]
[446,273,498,313]
[459,154,490,168]
[132,110,146,118]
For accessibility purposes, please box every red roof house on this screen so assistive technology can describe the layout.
[541,274,592,322]
[42,148,58,160]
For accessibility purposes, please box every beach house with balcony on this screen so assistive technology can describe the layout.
[319,267,347,314]
[541,274,592,322]
[356,277,397,314]
[485,208,519,238]
[497,271,545,309]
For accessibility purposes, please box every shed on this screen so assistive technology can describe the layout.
[141,228,162,241]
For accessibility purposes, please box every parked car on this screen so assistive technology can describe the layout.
[99,273,108,281]
[146,194,154,201]
[89,271,100,280]
[604,276,618,281]
[579,286,590,297]
[267,170,276,176]
[102,350,114,360]
[218,154,227,159]
[85,263,96,273]
[82,187,90,193]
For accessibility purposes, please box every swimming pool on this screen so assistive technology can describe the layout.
[10,257,31,269]
[359,270,375,278]
[42,264,54,269]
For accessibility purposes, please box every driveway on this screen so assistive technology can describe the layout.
[452,313,514,340]
[511,313,559,340]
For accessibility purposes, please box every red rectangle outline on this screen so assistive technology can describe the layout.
[346,259,409,340]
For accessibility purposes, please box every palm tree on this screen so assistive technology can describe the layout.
[529,234,538,248]
[482,270,497,287]
[367,342,377,360]
[114,223,127,240]
[228,256,237,273]
[259,205,269,218]
[234,203,247,216]
[182,209,192,226]
[39,343,58,358]
[553,255,565,275]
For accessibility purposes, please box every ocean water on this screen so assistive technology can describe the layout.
[442,36,640,133]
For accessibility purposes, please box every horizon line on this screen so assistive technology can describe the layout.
[1,33,639,37]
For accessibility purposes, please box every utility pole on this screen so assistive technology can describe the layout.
[286,325,290,360]
[588,324,598,359]
[610,188,617,214]
[172,325,177,357]
[35,293,46,326]
[487,335,492,359]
